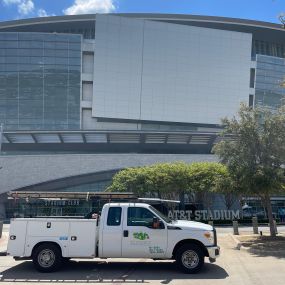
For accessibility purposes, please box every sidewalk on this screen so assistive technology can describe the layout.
[215,224,285,234]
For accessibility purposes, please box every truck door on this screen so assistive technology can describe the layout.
[101,206,123,257]
[122,206,167,258]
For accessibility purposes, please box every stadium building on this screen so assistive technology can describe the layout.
[0,14,285,219]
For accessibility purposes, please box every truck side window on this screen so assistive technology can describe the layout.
[127,207,155,227]
[107,207,122,226]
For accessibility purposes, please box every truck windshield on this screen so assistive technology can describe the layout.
[149,206,172,223]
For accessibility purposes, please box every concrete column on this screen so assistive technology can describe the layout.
[273,220,278,234]
[252,216,258,234]
[233,220,239,235]
[0,193,6,220]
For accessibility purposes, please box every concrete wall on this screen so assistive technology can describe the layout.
[0,153,217,193]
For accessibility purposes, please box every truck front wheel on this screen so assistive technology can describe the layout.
[175,244,204,274]
[32,243,63,273]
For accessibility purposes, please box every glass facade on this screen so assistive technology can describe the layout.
[252,40,285,59]
[255,55,285,110]
[1,21,96,39]
[0,32,81,130]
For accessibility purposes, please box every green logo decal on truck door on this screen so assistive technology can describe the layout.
[133,232,149,240]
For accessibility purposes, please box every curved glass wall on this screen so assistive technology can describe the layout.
[0,32,81,130]
[255,55,285,110]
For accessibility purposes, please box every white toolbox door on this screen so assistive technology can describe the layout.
[68,220,97,257]
[7,220,28,256]
[27,220,69,237]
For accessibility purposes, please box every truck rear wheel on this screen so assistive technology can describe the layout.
[175,244,204,274]
[32,243,63,273]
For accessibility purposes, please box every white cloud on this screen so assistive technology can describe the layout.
[37,8,55,17]
[18,0,34,15]
[2,0,34,15]
[37,8,47,17]
[64,0,115,15]
[2,0,21,4]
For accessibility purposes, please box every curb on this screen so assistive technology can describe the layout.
[228,234,285,255]
[228,233,242,250]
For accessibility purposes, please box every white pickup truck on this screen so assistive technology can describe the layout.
[7,203,219,274]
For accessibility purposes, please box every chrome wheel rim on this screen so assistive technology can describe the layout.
[38,249,55,268]
[181,250,199,269]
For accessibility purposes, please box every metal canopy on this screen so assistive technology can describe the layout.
[2,130,220,146]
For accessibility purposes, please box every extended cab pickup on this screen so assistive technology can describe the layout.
[7,203,220,273]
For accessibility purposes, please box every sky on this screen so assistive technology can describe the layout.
[0,0,284,24]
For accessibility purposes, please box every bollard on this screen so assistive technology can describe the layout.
[273,220,278,235]
[252,216,258,234]
[0,221,3,239]
[233,220,239,235]
[208,220,214,227]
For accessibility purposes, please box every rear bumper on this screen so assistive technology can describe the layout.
[206,246,220,261]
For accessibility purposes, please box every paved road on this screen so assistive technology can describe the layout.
[0,232,284,285]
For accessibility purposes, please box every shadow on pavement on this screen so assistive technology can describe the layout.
[246,248,285,259]
[240,236,285,259]
[0,260,228,283]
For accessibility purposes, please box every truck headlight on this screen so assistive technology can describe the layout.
[204,231,214,243]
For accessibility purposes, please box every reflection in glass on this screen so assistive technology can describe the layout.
[0,32,81,130]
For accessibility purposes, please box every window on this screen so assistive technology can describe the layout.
[250,68,255,88]
[107,207,122,226]
[127,207,156,227]
[249,94,254,108]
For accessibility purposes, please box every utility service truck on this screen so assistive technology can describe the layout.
[7,203,220,273]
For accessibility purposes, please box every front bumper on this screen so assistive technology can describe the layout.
[206,246,220,262]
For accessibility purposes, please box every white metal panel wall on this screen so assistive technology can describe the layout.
[93,15,252,125]
[141,20,252,124]
[82,109,139,130]
[92,15,144,120]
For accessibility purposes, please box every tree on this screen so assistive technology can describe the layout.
[213,171,240,210]
[213,103,285,236]
[106,162,190,201]
[187,162,229,211]
[107,162,230,213]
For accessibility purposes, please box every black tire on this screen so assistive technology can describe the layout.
[62,257,71,266]
[32,243,63,273]
[175,244,204,274]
